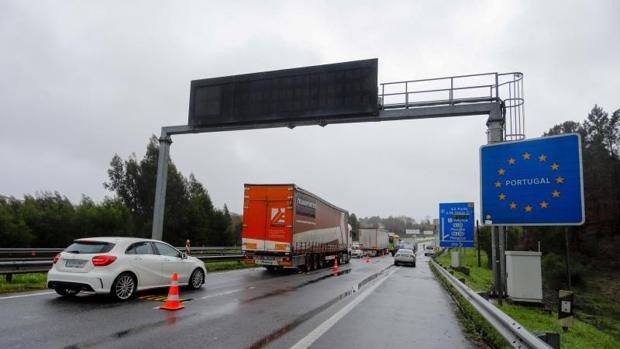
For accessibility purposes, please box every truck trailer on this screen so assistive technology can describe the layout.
[359,228,389,256]
[242,184,351,271]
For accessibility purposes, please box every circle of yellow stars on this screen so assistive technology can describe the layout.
[495,151,565,213]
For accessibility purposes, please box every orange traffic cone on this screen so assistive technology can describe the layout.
[332,257,339,273]
[160,272,184,311]
[365,254,370,263]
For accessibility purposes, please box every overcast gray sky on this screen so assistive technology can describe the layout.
[1,0,618,221]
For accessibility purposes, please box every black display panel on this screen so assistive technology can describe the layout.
[188,59,378,127]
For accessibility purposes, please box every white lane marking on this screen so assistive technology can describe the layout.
[290,267,399,349]
[201,288,244,299]
[0,291,55,300]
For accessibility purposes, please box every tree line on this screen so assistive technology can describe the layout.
[1,105,617,260]
[0,136,241,248]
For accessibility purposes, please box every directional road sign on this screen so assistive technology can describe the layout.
[439,203,475,247]
[480,134,584,225]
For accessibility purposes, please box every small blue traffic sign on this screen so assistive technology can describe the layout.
[439,203,475,247]
[480,134,584,225]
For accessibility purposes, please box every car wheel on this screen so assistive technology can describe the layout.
[111,272,136,301]
[188,268,205,290]
[55,287,79,297]
[394,261,398,266]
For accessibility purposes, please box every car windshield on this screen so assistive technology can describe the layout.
[65,241,115,254]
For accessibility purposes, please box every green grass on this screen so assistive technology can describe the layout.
[433,249,620,348]
[573,271,620,341]
[499,303,618,349]
[435,248,492,292]
[204,260,255,272]
[0,273,47,294]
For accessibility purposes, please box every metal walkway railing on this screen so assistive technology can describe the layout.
[379,72,524,141]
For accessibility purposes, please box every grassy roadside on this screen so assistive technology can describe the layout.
[435,248,492,292]
[204,260,256,272]
[433,249,619,348]
[0,273,47,293]
[0,260,256,294]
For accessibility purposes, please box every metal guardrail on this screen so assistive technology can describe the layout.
[0,247,244,279]
[431,260,551,349]
[0,246,240,256]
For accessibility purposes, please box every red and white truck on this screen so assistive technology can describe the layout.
[242,184,351,271]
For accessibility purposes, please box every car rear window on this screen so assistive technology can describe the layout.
[64,241,115,254]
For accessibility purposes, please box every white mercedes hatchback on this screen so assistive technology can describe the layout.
[47,237,207,300]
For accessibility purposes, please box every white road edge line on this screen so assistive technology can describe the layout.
[290,267,399,349]
[0,291,55,300]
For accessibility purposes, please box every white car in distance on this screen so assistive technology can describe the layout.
[394,248,416,267]
[47,237,207,300]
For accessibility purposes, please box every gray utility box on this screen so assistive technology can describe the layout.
[451,251,460,268]
[505,251,543,303]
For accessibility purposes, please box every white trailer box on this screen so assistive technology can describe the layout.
[506,251,543,303]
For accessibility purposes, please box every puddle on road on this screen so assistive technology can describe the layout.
[242,268,352,304]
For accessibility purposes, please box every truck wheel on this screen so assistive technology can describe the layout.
[304,255,312,272]
[313,254,319,270]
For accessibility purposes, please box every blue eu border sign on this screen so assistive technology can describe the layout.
[439,203,475,247]
[480,134,584,226]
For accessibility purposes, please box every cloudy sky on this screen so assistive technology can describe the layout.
[1,0,618,221]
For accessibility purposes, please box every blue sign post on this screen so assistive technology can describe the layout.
[480,134,584,225]
[439,203,475,247]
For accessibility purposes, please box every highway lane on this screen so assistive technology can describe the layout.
[0,255,471,348]
[272,255,473,348]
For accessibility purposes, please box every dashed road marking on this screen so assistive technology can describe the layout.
[290,267,399,349]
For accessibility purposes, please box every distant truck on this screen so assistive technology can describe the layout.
[242,184,351,271]
[398,239,417,253]
[359,228,389,256]
[388,233,400,256]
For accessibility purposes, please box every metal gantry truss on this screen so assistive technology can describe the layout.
[151,72,524,241]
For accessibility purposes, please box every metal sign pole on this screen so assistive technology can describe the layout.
[565,227,572,290]
[487,102,504,302]
[151,131,172,241]
[499,226,507,297]
[476,219,481,267]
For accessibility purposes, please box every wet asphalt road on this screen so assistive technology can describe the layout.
[0,255,472,349]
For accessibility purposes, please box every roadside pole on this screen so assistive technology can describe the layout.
[152,131,172,241]
[487,102,504,303]
[499,226,507,297]
[565,227,572,290]
[476,220,481,268]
